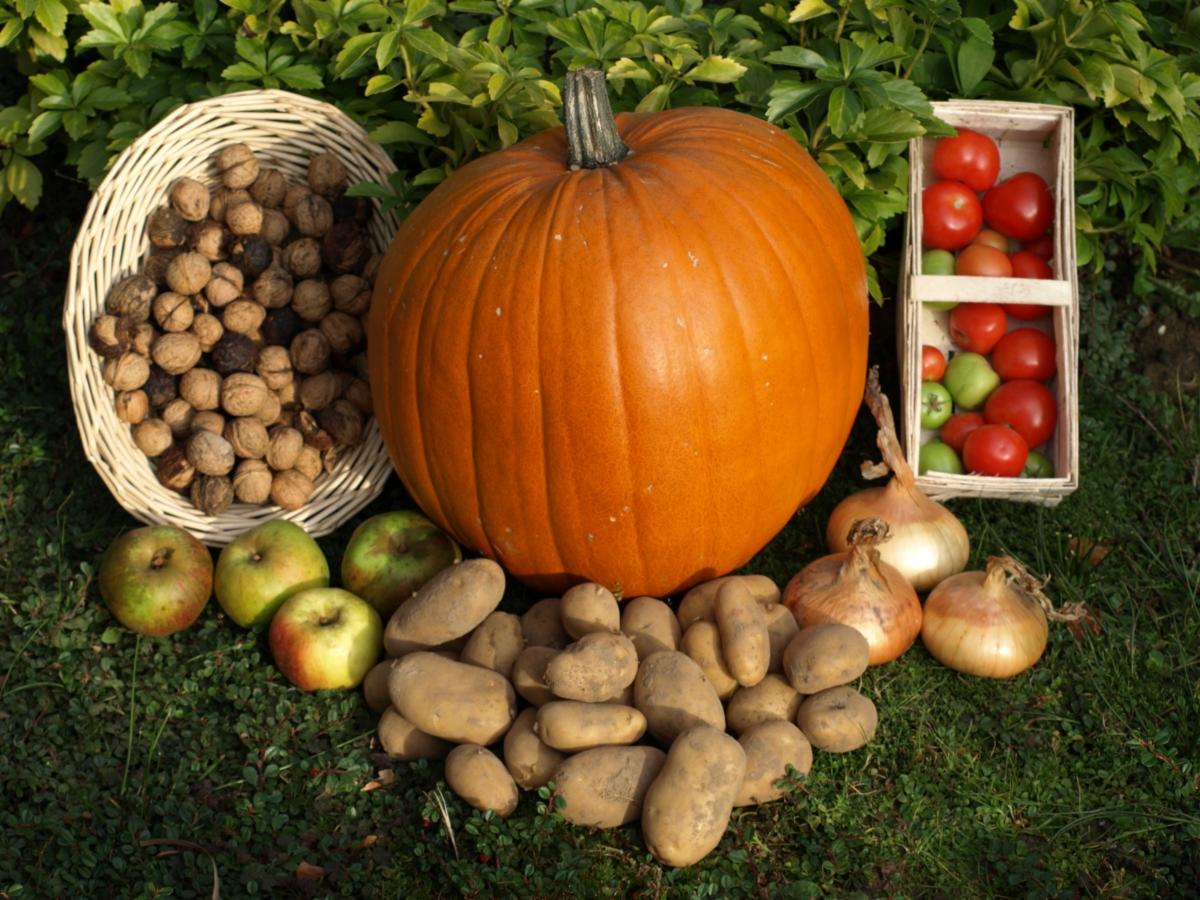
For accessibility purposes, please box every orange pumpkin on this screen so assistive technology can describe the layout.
[369,69,868,598]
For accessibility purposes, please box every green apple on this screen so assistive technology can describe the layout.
[921,249,959,310]
[99,525,213,637]
[919,440,963,475]
[215,520,330,629]
[268,588,382,690]
[943,352,1001,410]
[340,511,462,618]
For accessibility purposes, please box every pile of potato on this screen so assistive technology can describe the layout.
[362,561,878,868]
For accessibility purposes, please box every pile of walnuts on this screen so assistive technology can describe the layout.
[89,143,380,516]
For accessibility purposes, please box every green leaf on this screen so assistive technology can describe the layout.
[497,115,517,147]
[88,86,131,111]
[78,2,127,45]
[123,46,152,78]
[856,107,923,143]
[35,0,68,35]
[276,65,323,90]
[29,23,68,59]
[100,626,123,644]
[787,0,833,23]
[0,18,24,48]
[412,167,445,186]
[956,36,994,94]
[607,58,652,83]
[764,46,826,70]
[371,120,433,144]
[958,17,992,46]
[404,25,449,60]
[765,81,828,122]
[404,0,444,26]
[221,62,263,81]
[426,81,473,104]
[878,78,933,117]
[635,83,671,112]
[687,55,746,84]
[375,29,401,69]
[364,73,401,96]
[827,85,861,137]
[417,106,449,137]
[6,154,42,209]
[29,71,69,98]
[27,110,62,143]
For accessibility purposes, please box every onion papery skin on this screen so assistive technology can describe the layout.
[921,570,1048,678]
[783,551,923,665]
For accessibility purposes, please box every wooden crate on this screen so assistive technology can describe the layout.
[897,100,1079,505]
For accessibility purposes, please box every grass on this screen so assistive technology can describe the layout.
[1,182,1198,899]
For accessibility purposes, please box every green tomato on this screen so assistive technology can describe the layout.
[921,250,958,310]
[1022,449,1054,478]
[919,440,963,475]
[943,352,1001,410]
[920,381,953,429]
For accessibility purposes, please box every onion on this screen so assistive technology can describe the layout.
[783,518,922,664]
[827,367,969,592]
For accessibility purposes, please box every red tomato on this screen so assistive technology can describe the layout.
[940,412,984,454]
[972,229,1010,253]
[983,172,1054,241]
[984,380,1057,448]
[932,129,1001,193]
[991,328,1057,381]
[1010,250,1053,279]
[963,425,1028,476]
[1003,303,1052,321]
[956,244,1013,278]
[1022,233,1054,260]
[923,181,983,250]
[922,345,946,381]
[948,303,1007,354]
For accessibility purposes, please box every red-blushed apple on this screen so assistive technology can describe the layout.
[340,511,462,618]
[268,588,382,690]
[215,520,329,629]
[99,525,213,637]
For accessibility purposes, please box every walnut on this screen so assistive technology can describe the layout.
[297,371,339,411]
[161,398,196,438]
[188,220,227,261]
[255,345,293,390]
[282,238,322,278]
[187,430,236,476]
[295,409,334,452]
[216,143,259,189]
[229,235,273,279]
[152,292,195,333]
[307,152,348,198]
[157,445,195,491]
[349,352,369,381]
[106,274,156,322]
[270,469,314,510]
[290,329,330,375]
[292,280,332,322]
[144,366,177,408]
[225,416,269,459]
[191,410,226,435]
[89,314,132,358]
[345,378,372,416]
[329,274,370,316]
[317,399,365,446]
[151,332,202,375]
[265,426,304,471]
[233,459,273,504]
[179,368,221,411]
[250,168,287,208]
[253,266,293,309]
[274,381,297,410]
[322,221,369,274]
[147,206,188,249]
[294,444,322,481]
[211,332,259,375]
[283,183,312,218]
[292,194,334,237]
[209,187,252,224]
[223,299,267,335]
[165,252,212,296]
[133,418,172,457]
[144,249,181,285]
[131,321,157,357]
[226,201,263,237]
[221,372,269,417]
[261,306,302,347]
[115,390,150,425]
[204,261,243,308]
[170,177,210,222]
[333,194,372,225]
[319,311,364,355]
[260,208,290,246]
[191,474,234,515]
[103,352,150,391]
[254,391,283,427]
[191,313,225,353]
[361,253,383,284]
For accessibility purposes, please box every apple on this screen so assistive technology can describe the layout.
[215,520,330,629]
[99,525,213,637]
[268,588,382,690]
[921,249,959,310]
[340,511,462,618]
[943,352,1001,410]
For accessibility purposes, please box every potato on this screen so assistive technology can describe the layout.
[680,620,737,699]
[677,574,780,628]
[383,558,505,657]
[503,708,566,790]
[388,652,516,744]
[762,602,799,673]
[459,611,524,678]
[633,651,725,745]
[552,746,666,828]
[544,631,638,702]
[641,725,747,867]
[796,685,877,752]
[361,659,395,714]
[534,701,647,752]
[725,674,802,735]
[521,597,569,649]
[734,720,812,807]
[377,707,452,761]
[511,646,558,706]
[782,623,870,694]
[560,581,619,638]
[714,579,770,687]
[620,596,681,659]
[599,681,635,706]
[445,744,519,818]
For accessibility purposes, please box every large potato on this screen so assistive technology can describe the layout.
[534,701,647,752]
[377,707,452,761]
[782,623,869,694]
[459,611,524,678]
[763,602,799,673]
[361,658,395,714]
[725,674,802,735]
[511,646,558,706]
[734,720,812,807]
[553,746,666,828]
[503,708,565,791]
[680,620,737,699]
[560,582,620,638]
[388,651,516,744]
[677,575,780,628]
[621,596,682,659]
[633,651,725,745]
[544,631,638,702]
[641,725,746,867]
[797,685,877,752]
[521,597,569,648]
[714,579,770,687]
[445,744,519,817]
[383,558,505,657]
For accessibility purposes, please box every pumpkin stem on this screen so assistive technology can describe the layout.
[564,67,629,170]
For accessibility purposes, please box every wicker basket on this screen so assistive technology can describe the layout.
[64,90,399,545]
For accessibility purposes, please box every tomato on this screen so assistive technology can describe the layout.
[955,244,1013,278]
[922,181,983,250]
[1022,233,1054,260]
[932,128,1000,193]
[940,412,985,455]
[983,172,1053,241]
[922,345,946,381]
[921,382,954,429]
[943,353,1000,409]
[972,229,1010,253]
[963,425,1028,477]
[983,380,1057,448]
[1010,250,1053,279]
[1004,303,1052,321]
[1022,449,1054,478]
[991,328,1057,381]
[948,303,1007,354]
[919,440,963,475]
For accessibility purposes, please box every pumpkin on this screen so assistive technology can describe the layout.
[369,68,868,598]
